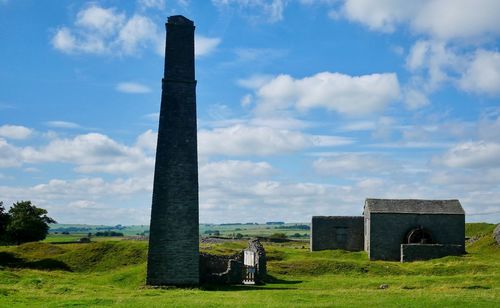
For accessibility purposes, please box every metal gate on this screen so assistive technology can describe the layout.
[243,250,256,285]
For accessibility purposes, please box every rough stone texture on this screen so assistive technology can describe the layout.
[146,15,199,286]
[199,252,243,284]
[364,199,465,261]
[247,238,267,283]
[200,239,267,285]
[401,244,464,262]
[310,216,364,252]
[494,224,500,245]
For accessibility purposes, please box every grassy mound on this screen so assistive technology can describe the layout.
[466,223,497,237]
[0,241,147,272]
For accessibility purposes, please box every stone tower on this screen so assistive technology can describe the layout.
[146,15,199,286]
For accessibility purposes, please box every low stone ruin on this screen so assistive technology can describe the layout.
[200,239,266,285]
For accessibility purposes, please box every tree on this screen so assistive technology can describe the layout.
[269,232,287,239]
[0,201,11,243]
[6,201,56,245]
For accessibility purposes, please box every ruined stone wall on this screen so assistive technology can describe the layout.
[200,239,267,285]
[368,213,465,261]
[247,238,267,283]
[310,216,364,252]
[401,244,464,262]
[494,224,500,246]
[199,252,243,284]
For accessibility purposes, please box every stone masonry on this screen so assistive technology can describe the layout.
[310,216,364,251]
[494,224,500,246]
[401,244,464,262]
[364,199,465,261]
[146,15,199,286]
[200,239,267,285]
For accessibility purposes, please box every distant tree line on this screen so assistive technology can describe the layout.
[274,224,310,230]
[51,227,92,233]
[94,231,124,237]
[0,201,56,245]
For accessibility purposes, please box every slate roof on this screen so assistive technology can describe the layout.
[364,199,465,215]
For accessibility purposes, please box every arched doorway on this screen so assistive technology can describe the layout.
[405,227,433,244]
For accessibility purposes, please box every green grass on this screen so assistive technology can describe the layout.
[0,224,499,307]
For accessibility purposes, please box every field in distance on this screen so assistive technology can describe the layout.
[0,223,498,307]
[45,222,311,243]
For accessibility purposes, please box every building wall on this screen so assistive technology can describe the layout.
[368,213,465,261]
[401,244,464,262]
[364,212,370,252]
[310,216,364,251]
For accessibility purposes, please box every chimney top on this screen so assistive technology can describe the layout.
[167,15,194,26]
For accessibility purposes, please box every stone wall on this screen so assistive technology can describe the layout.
[401,244,464,262]
[367,213,465,261]
[310,216,364,251]
[247,238,267,283]
[199,252,243,284]
[494,224,500,246]
[200,239,267,285]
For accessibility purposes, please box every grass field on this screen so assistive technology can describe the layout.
[0,223,498,307]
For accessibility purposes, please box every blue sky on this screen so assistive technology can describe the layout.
[1,0,500,224]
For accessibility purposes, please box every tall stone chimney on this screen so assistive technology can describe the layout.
[146,15,199,286]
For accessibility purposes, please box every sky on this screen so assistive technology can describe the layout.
[1,0,500,225]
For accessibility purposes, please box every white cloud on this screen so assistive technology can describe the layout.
[51,28,77,53]
[75,5,125,35]
[459,50,500,95]
[411,0,500,40]
[135,129,157,151]
[313,153,394,175]
[478,113,500,142]
[198,124,353,156]
[53,4,220,58]
[0,176,152,224]
[405,40,465,92]
[117,15,160,54]
[116,82,152,93]
[435,141,500,168]
[337,0,500,41]
[0,139,22,168]
[0,125,32,139]
[338,0,417,33]
[52,5,160,56]
[143,112,160,121]
[19,133,154,175]
[240,94,253,107]
[403,88,429,109]
[237,74,274,89]
[195,35,221,57]
[200,160,274,181]
[45,121,81,129]
[212,0,287,23]
[253,72,400,115]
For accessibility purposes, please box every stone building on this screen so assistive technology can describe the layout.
[364,199,465,261]
[310,216,364,251]
[147,15,199,286]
